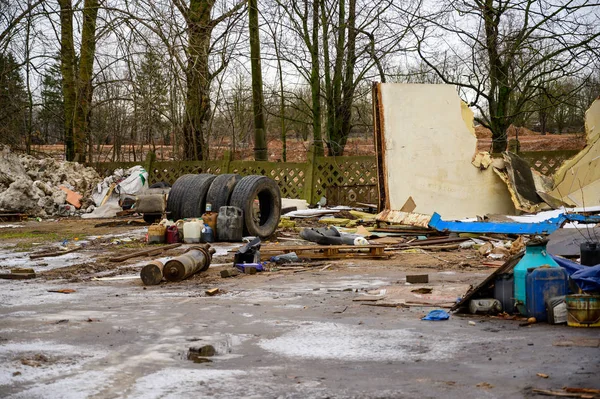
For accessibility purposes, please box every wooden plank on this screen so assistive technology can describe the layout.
[109,243,182,262]
[30,247,81,259]
[259,244,386,252]
[0,273,36,279]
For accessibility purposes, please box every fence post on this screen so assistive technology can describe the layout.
[304,144,317,205]
[144,151,156,184]
[222,150,233,173]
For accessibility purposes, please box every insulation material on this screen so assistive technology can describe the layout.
[550,98,600,207]
[373,83,514,219]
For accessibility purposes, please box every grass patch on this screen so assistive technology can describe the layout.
[0,230,80,242]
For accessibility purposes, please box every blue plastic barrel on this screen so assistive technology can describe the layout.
[526,267,568,321]
[514,240,559,315]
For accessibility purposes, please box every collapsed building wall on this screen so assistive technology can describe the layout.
[373,83,515,220]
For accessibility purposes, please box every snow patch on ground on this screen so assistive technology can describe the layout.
[259,322,503,362]
[0,340,108,397]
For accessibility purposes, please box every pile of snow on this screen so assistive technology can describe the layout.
[0,145,99,216]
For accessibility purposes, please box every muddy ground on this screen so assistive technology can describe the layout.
[0,218,598,398]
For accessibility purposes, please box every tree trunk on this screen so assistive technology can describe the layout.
[182,0,214,161]
[72,0,99,163]
[335,0,356,156]
[310,0,323,156]
[326,0,346,156]
[58,0,76,161]
[248,0,267,160]
[321,0,332,156]
[483,0,510,153]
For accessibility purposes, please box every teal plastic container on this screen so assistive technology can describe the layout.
[514,240,559,315]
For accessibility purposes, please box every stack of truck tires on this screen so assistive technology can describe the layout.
[166,174,281,239]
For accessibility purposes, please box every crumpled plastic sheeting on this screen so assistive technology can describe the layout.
[92,165,148,206]
[551,255,600,292]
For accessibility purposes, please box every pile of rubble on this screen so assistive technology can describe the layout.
[0,145,100,216]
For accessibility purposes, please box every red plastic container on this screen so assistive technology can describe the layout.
[166,225,180,244]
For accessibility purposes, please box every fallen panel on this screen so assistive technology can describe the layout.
[373,83,515,219]
[375,210,431,228]
[428,212,600,235]
[550,98,600,206]
[493,152,555,213]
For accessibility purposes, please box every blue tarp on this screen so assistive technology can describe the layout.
[421,310,450,321]
[551,255,600,292]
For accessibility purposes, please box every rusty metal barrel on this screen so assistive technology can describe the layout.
[163,244,215,282]
[140,260,164,286]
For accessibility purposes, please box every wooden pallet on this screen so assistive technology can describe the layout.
[258,244,391,260]
[0,213,27,222]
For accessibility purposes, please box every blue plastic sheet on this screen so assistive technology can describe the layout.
[551,255,600,292]
[421,309,450,321]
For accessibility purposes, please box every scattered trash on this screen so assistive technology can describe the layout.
[469,299,502,314]
[220,269,239,278]
[270,252,300,264]
[205,288,220,296]
[48,289,76,294]
[406,274,428,284]
[536,373,549,378]
[187,345,216,363]
[421,309,450,321]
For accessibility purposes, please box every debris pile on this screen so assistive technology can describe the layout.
[0,145,99,216]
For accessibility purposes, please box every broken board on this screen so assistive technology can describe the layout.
[256,244,391,260]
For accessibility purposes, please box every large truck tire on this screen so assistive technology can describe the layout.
[206,174,241,212]
[166,174,196,221]
[180,174,216,219]
[229,175,281,239]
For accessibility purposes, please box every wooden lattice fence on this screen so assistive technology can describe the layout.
[88,149,578,206]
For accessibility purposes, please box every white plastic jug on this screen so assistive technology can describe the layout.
[183,219,202,243]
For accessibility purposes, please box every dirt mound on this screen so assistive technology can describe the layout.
[0,145,100,216]
[474,125,543,139]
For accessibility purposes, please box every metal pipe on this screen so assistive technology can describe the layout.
[163,245,214,282]
[140,260,164,286]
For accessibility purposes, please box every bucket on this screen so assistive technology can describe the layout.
[580,242,600,266]
[565,294,600,327]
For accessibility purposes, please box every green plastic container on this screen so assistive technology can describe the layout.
[514,240,559,315]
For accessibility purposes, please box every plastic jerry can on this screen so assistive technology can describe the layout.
[494,273,515,314]
[166,225,180,244]
[201,224,214,243]
[514,240,559,315]
[202,203,218,238]
[469,298,502,314]
[217,206,243,242]
[546,296,567,325]
[525,266,567,321]
[183,220,202,243]
[148,224,166,244]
